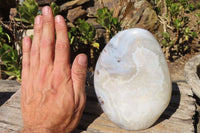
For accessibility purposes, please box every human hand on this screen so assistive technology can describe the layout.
[20,6,87,133]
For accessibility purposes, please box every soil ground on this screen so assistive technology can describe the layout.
[168,50,200,81]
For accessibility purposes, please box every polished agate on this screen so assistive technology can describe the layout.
[94,28,171,130]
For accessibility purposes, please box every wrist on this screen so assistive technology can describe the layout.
[20,128,52,133]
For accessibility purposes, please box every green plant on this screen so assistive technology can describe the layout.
[173,18,183,31]
[0,26,10,46]
[184,27,197,41]
[96,7,121,43]
[50,2,60,16]
[168,3,182,18]
[68,18,100,70]
[179,0,188,9]
[166,0,173,7]
[69,19,99,48]
[195,13,200,30]
[0,44,22,81]
[147,0,162,14]
[15,0,39,25]
[0,26,21,81]
[16,0,60,25]
[187,4,195,12]
[196,2,200,9]
[76,19,97,45]
[161,32,173,47]
[160,0,198,59]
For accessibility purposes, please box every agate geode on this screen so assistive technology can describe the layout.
[94,28,171,130]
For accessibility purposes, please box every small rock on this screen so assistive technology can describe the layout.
[9,8,17,21]
[96,0,159,33]
[135,7,159,32]
[87,7,97,17]
[86,18,99,27]
[86,0,103,17]
[100,0,120,17]
[67,6,86,23]
[60,0,89,12]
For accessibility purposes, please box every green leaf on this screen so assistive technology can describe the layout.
[104,17,110,28]
[70,36,75,45]
[174,19,182,30]
[195,13,200,18]
[112,18,118,25]
[68,32,71,39]
[169,41,174,46]
[162,32,170,39]
[188,4,195,12]
[15,17,30,23]
[16,0,39,24]
[51,2,60,16]
[0,26,3,33]
[184,45,189,51]
[185,27,190,34]
[96,6,121,39]
[97,9,103,15]
[161,40,167,46]
[185,35,189,41]
[169,3,182,18]
[91,42,100,49]
[4,71,18,77]
[5,33,11,43]
[191,32,197,38]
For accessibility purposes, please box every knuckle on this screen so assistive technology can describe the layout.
[23,47,30,53]
[56,25,67,32]
[43,18,53,25]
[34,26,42,34]
[55,41,67,50]
[30,46,38,56]
[22,60,30,68]
[72,68,87,81]
[40,39,53,48]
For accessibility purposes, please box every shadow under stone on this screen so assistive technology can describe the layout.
[0,92,15,106]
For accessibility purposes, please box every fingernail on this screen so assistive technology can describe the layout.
[78,55,87,66]
[35,16,41,24]
[42,6,50,15]
[55,15,62,23]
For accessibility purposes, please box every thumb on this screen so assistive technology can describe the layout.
[71,54,88,106]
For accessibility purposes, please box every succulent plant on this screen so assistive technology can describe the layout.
[15,0,39,25]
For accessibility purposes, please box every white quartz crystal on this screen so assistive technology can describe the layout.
[94,28,171,130]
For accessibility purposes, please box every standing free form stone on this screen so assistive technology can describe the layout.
[94,28,171,130]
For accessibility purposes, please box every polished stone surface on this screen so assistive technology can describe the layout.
[94,28,171,130]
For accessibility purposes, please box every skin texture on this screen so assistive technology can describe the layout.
[20,6,87,133]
